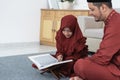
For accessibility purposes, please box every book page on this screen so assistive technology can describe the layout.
[28,54,58,69]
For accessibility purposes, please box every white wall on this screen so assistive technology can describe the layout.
[0,0,48,43]
[112,0,120,8]
[73,0,88,10]
[73,0,120,10]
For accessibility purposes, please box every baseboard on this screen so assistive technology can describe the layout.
[0,42,40,47]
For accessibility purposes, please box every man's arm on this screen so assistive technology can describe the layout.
[90,25,120,65]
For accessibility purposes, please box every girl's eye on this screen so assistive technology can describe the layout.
[63,30,71,32]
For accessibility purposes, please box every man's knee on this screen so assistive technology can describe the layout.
[74,59,85,74]
[74,59,88,79]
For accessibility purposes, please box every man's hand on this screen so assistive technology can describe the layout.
[57,54,63,61]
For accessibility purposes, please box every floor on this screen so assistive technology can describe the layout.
[0,43,56,57]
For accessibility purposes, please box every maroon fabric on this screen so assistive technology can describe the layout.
[55,15,88,77]
[74,59,120,80]
[90,10,120,76]
[32,63,38,69]
[74,10,120,80]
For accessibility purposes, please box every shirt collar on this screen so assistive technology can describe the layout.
[104,10,116,25]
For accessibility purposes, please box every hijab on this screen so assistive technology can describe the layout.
[56,15,87,56]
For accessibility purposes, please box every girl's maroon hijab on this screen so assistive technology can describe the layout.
[56,15,87,56]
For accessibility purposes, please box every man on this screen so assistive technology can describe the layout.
[70,0,120,80]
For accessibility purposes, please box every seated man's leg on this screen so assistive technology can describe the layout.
[74,59,119,80]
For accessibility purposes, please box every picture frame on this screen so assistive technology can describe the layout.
[48,0,59,9]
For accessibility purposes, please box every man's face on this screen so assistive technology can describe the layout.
[88,3,104,21]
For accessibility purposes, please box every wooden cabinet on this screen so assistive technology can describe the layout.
[40,9,89,46]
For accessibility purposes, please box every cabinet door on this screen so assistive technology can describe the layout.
[53,11,64,43]
[40,10,55,45]
[53,20,61,43]
[40,20,54,42]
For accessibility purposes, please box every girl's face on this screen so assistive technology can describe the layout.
[62,27,73,38]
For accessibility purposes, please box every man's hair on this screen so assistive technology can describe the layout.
[93,2,112,8]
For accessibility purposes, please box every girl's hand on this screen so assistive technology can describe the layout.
[57,54,63,61]
[69,76,83,80]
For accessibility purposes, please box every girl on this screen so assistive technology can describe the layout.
[54,15,88,77]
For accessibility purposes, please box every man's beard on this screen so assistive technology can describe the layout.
[95,11,103,22]
[95,19,100,22]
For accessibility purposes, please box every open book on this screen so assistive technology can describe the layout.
[28,54,73,70]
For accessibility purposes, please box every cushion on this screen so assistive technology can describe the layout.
[85,28,104,39]
[85,17,104,29]
[115,8,120,13]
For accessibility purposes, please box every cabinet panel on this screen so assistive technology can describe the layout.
[64,11,74,15]
[41,20,53,41]
[42,10,55,18]
[40,10,55,46]
[53,20,61,43]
